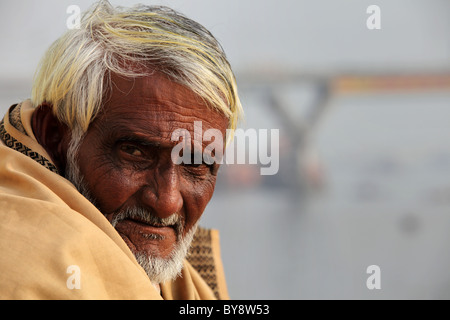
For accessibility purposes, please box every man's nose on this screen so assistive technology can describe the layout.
[140,163,183,219]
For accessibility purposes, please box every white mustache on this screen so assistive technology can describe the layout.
[110,207,184,239]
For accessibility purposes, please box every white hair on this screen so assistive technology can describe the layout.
[31,0,243,138]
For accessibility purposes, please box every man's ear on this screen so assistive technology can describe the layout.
[31,103,70,174]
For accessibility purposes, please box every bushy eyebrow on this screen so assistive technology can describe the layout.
[107,124,176,148]
[117,136,161,148]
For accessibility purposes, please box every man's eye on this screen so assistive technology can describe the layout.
[186,153,206,167]
[120,145,143,157]
[184,155,214,170]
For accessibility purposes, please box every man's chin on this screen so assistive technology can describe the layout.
[131,223,198,284]
[134,251,185,285]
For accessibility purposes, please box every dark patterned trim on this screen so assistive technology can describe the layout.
[9,104,28,136]
[186,227,220,299]
[0,119,59,174]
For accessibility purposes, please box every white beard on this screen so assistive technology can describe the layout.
[133,223,197,284]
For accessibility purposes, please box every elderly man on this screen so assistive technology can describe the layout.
[0,1,242,299]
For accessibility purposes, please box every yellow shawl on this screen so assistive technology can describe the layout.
[0,101,229,300]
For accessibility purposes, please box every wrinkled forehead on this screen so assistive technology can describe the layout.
[108,71,202,109]
[93,71,229,142]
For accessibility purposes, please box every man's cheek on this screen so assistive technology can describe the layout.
[88,169,141,213]
[188,179,216,213]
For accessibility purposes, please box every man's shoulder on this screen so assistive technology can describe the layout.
[0,174,158,299]
[0,195,159,299]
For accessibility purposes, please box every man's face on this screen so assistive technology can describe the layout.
[71,72,228,273]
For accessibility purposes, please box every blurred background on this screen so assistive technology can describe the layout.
[1,0,450,299]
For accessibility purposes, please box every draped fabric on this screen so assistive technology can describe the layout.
[0,101,229,300]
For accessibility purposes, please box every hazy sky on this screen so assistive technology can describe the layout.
[1,0,449,81]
